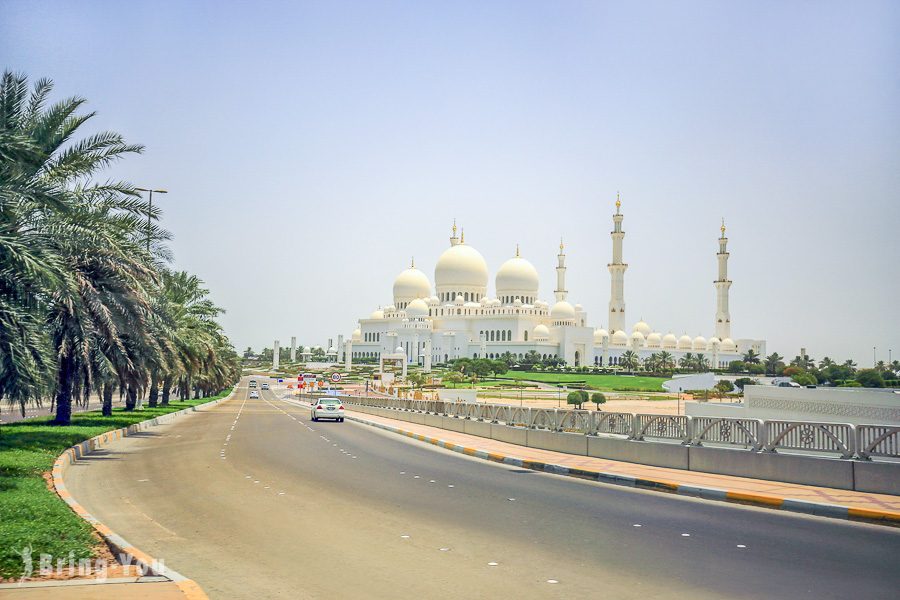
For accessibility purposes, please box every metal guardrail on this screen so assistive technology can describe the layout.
[692,416,764,451]
[857,425,900,459]
[338,395,899,459]
[764,421,855,459]
[634,414,690,443]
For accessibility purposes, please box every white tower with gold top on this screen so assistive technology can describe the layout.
[715,218,732,340]
[607,194,627,334]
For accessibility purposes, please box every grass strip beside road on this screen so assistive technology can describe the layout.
[495,371,668,392]
[0,389,232,580]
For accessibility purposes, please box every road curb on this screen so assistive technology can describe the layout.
[49,391,236,599]
[344,413,900,526]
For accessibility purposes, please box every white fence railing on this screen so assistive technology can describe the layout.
[337,395,900,460]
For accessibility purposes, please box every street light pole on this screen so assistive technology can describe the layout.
[135,187,168,252]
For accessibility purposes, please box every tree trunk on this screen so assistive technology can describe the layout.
[148,372,159,408]
[161,375,171,406]
[125,385,137,410]
[54,353,75,425]
[102,383,113,416]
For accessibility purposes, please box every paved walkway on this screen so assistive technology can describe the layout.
[345,407,900,515]
[0,579,201,599]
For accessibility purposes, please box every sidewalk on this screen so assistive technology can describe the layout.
[0,579,204,599]
[345,407,900,521]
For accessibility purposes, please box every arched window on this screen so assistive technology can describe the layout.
[524,331,528,341]
[507,329,512,341]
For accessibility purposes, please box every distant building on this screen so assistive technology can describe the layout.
[344,196,765,369]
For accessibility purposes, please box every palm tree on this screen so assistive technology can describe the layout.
[658,351,675,373]
[742,349,761,364]
[620,350,639,374]
[1,72,238,423]
[695,354,710,372]
[679,353,695,370]
[765,352,783,375]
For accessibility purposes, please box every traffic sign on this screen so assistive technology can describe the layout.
[330,373,342,383]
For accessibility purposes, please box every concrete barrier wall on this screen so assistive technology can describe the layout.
[854,461,900,495]
[491,425,528,446]
[587,436,690,469]
[463,419,493,438]
[527,429,588,456]
[690,446,855,490]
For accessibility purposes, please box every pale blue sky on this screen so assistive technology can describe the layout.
[3,0,898,364]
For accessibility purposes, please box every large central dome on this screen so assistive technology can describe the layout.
[434,241,489,300]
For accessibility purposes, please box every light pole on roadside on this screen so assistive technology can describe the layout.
[134,187,168,252]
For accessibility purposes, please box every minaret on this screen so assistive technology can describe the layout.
[715,218,732,340]
[608,193,627,333]
[555,238,568,302]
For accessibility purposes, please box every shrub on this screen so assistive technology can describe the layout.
[714,380,735,394]
[591,392,606,410]
[733,377,757,390]
[856,369,885,388]
[566,391,584,409]
[791,372,817,386]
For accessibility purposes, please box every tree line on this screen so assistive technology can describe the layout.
[0,72,239,424]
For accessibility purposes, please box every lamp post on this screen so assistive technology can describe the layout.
[134,187,168,252]
[873,346,877,368]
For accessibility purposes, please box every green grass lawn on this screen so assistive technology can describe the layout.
[0,389,232,580]
[496,371,667,392]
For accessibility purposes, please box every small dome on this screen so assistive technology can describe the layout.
[533,324,550,339]
[721,338,736,350]
[631,331,645,348]
[328,346,336,353]
[708,337,721,347]
[406,298,429,318]
[647,332,662,347]
[574,303,584,312]
[612,330,629,346]
[392,265,431,303]
[395,346,405,354]
[513,297,523,306]
[594,328,609,343]
[678,334,693,350]
[351,328,361,342]
[386,305,396,312]
[428,296,440,306]
[370,308,384,320]
[550,300,576,322]
[495,253,539,297]
[693,336,707,351]
[662,333,678,348]
[455,294,465,305]
[633,320,652,337]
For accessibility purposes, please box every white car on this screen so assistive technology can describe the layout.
[261,382,270,390]
[311,397,345,422]
[249,390,259,399]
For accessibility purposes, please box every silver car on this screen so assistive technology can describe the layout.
[311,397,344,422]
[249,390,259,399]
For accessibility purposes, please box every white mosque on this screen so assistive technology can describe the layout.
[344,197,765,371]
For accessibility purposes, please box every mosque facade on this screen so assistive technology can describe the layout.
[344,198,765,371]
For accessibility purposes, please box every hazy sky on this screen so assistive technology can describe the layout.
[3,1,898,365]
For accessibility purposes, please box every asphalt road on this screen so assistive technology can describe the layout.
[64,380,900,599]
